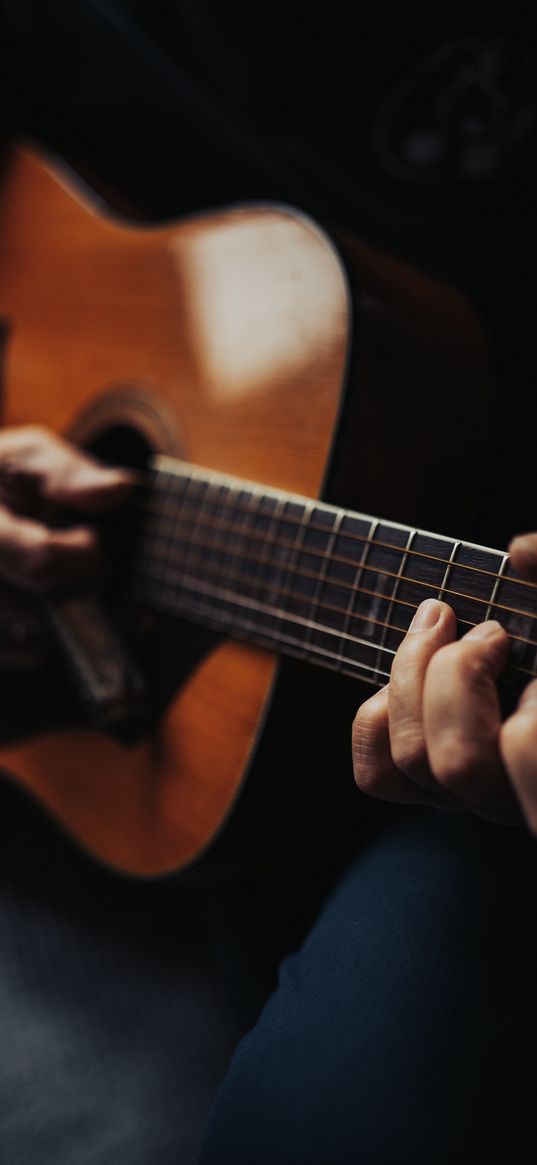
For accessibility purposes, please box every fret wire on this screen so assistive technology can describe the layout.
[375,528,416,681]
[178,469,234,606]
[195,476,221,580]
[155,471,205,592]
[131,552,468,640]
[139,563,397,657]
[251,494,288,636]
[153,472,181,592]
[212,481,250,601]
[301,508,344,658]
[231,490,267,614]
[438,540,460,603]
[131,576,396,681]
[138,578,392,689]
[120,505,537,628]
[131,550,537,681]
[128,466,537,689]
[262,498,293,626]
[484,553,510,622]
[136,466,537,596]
[118,522,537,655]
[339,518,378,672]
[137,473,185,606]
[270,500,315,655]
[131,561,537,684]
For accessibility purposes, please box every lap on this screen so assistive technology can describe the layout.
[2,777,535,1165]
[201,809,537,1165]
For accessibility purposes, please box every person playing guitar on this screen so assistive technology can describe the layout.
[1,11,537,1165]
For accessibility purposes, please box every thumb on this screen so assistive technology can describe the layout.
[42,455,136,511]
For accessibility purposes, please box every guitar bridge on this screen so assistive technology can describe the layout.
[42,590,150,745]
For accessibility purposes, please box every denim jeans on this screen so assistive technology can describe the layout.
[1,776,535,1165]
[200,809,537,1165]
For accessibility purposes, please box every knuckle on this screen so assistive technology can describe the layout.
[392,630,427,677]
[352,754,409,805]
[429,640,466,682]
[390,726,427,777]
[430,736,484,795]
[0,423,51,455]
[353,765,381,797]
[0,426,57,485]
[352,709,384,794]
[352,761,394,801]
[351,754,384,801]
[20,423,52,446]
[352,698,382,738]
[430,639,493,693]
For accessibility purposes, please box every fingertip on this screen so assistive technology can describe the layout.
[508,533,537,577]
[52,524,98,551]
[465,619,506,642]
[408,598,455,634]
[62,468,137,511]
[463,620,510,670]
[408,598,441,632]
[457,619,511,680]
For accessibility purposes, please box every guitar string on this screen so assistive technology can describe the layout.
[122,515,537,651]
[112,497,537,633]
[132,468,537,596]
[136,577,394,688]
[130,544,537,677]
[115,522,537,684]
[133,561,537,685]
[127,480,537,612]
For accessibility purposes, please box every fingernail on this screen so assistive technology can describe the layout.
[465,620,503,641]
[409,599,442,632]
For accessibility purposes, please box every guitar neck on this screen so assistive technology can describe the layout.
[118,456,537,699]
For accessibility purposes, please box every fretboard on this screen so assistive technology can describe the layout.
[115,456,537,700]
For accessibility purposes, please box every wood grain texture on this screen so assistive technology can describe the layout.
[0,147,349,875]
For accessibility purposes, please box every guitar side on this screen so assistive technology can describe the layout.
[0,147,496,877]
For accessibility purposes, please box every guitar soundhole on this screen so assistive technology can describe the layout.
[85,423,152,473]
[67,381,184,467]
[68,385,218,729]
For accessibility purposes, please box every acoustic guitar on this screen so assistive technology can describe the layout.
[0,146,534,878]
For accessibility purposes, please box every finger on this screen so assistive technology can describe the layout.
[424,620,520,822]
[352,684,459,811]
[500,680,537,835]
[0,425,135,511]
[0,503,101,591]
[507,532,537,580]
[388,599,458,796]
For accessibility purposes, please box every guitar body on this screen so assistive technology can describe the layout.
[0,148,496,877]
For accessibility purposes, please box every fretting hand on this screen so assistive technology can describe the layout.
[352,532,537,836]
